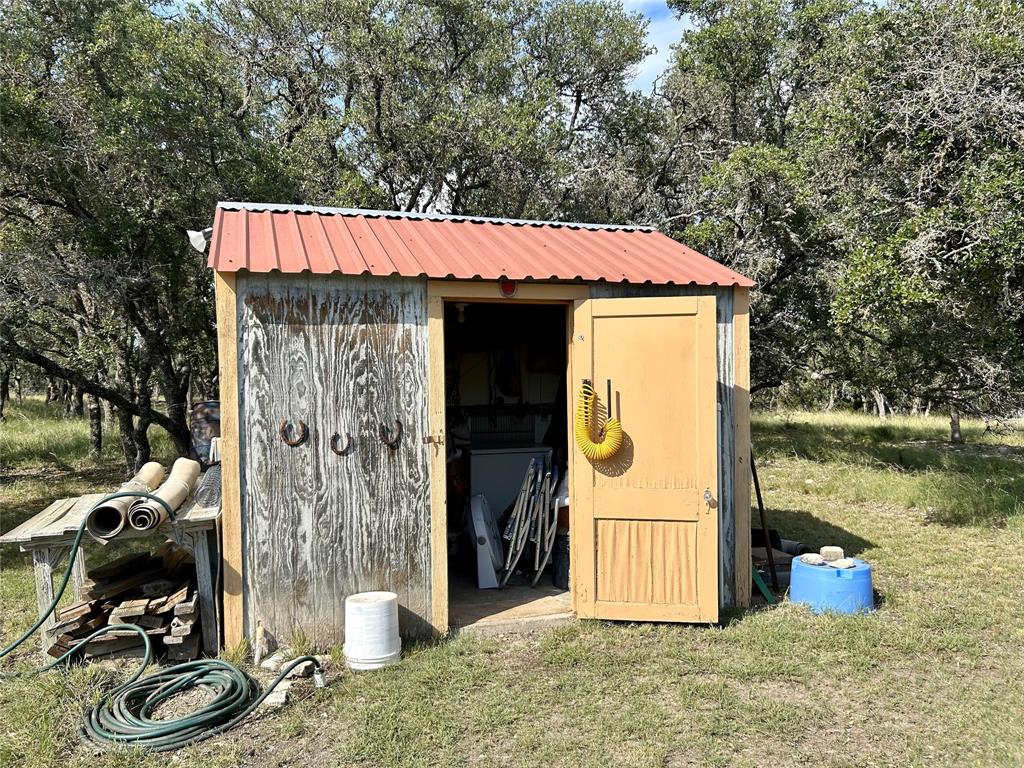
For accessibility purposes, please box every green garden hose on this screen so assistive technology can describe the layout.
[0,490,324,751]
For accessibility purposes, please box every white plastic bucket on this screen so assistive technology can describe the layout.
[343,591,401,670]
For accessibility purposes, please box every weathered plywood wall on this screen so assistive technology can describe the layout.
[236,273,432,645]
[590,283,739,608]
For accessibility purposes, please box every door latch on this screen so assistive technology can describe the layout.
[423,433,445,446]
[703,488,717,511]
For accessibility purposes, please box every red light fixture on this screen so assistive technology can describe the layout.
[498,278,517,298]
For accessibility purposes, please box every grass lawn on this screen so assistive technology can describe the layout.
[2,401,1023,767]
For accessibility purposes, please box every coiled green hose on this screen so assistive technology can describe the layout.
[1,490,324,751]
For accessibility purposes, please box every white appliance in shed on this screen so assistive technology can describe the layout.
[469,446,553,517]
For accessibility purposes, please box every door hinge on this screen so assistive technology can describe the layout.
[423,433,445,446]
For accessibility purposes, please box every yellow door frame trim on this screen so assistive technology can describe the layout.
[426,280,587,635]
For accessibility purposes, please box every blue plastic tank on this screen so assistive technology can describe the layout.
[789,557,874,614]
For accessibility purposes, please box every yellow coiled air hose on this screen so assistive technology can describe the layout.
[574,379,623,461]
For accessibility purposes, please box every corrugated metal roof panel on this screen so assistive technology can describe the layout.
[207,202,754,287]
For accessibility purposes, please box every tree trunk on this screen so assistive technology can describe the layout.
[59,380,72,418]
[157,368,194,459]
[73,387,85,418]
[0,364,10,422]
[87,394,102,458]
[116,408,140,476]
[949,407,965,444]
[872,390,887,419]
[825,385,836,411]
[133,417,153,470]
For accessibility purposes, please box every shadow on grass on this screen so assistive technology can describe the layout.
[754,415,1024,527]
[719,506,880,625]
[764,507,876,556]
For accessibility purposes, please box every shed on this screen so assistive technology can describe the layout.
[209,202,754,648]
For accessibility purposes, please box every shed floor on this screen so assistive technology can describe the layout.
[448,571,572,636]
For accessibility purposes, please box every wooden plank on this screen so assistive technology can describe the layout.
[1,498,74,543]
[166,633,200,660]
[427,293,448,635]
[714,289,736,608]
[238,272,276,645]
[83,569,162,601]
[696,295,721,622]
[358,278,432,638]
[310,275,362,645]
[428,281,589,303]
[170,616,196,637]
[83,635,144,655]
[108,614,166,629]
[282,275,317,645]
[111,598,150,618]
[215,269,243,648]
[33,547,66,653]
[570,299,596,617]
[154,582,189,614]
[732,286,752,607]
[565,300,577,615]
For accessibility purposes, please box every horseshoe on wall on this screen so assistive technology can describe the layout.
[330,432,354,456]
[278,419,308,447]
[379,419,403,450]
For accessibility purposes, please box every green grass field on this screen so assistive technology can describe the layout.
[2,401,1023,767]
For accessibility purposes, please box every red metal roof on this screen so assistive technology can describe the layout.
[207,203,754,287]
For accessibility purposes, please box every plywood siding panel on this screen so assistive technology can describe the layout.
[589,283,738,608]
[311,279,367,641]
[237,274,432,645]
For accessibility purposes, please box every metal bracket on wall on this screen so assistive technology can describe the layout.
[278,419,308,447]
[330,432,354,456]
[379,419,403,450]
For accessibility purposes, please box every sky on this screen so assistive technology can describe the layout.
[626,1,688,92]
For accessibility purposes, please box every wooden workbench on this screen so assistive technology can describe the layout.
[0,472,221,655]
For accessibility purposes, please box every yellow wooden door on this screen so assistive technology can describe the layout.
[570,295,719,623]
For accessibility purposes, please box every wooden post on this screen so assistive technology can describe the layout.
[427,293,448,636]
[732,286,752,608]
[215,271,243,648]
[172,525,220,654]
[31,546,67,653]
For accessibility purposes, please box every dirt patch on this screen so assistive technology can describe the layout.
[151,686,215,721]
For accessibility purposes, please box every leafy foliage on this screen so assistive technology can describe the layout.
[1,0,1022,456]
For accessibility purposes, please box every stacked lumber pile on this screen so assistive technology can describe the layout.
[46,542,202,661]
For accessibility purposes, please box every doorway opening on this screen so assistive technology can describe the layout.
[442,300,572,633]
